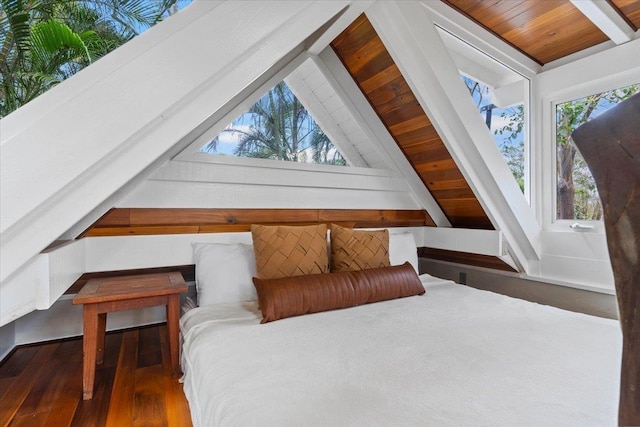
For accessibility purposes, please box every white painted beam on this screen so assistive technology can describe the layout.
[0,240,84,327]
[424,228,504,257]
[366,2,541,273]
[285,59,369,167]
[316,48,451,227]
[492,80,527,109]
[570,0,635,45]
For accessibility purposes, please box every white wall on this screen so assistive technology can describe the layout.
[532,37,640,293]
[420,258,618,319]
[118,157,420,210]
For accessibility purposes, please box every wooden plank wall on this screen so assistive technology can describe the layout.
[330,14,493,230]
[82,208,435,237]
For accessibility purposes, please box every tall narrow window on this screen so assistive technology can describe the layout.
[555,83,639,220]
[200,82,347,166]
[462,76,525,192]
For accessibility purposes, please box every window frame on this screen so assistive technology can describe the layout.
[175,52,353,171]
[542,76,640,233]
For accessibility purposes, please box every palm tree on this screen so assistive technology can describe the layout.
[0,0,182,117]
[204,82,346,166]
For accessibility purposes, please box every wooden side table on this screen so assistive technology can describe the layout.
[72,271,187,400]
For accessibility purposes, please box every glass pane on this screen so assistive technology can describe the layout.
[201,82,348,166]
[461,76,525,192]
[555,83,639,220]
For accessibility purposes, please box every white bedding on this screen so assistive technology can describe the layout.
[180,275,622,426]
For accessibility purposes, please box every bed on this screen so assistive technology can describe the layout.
[181,226,621,426]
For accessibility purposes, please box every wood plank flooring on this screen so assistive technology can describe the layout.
[0,324,192,427]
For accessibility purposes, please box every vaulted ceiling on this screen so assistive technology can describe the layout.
[442,0,639,65]
[331,14,493,229]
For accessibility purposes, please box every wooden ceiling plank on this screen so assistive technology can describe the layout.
[430,187,478,200]
[359,64,403,94]
[424,178,472,191]
[394,126,442,148]
[401,145,454,164]
[442,0,611,64]
[377,102,425,128]
[388,115,433,135]
[608,0,640,30]
[339,37,390,77]
[363,75,415,108]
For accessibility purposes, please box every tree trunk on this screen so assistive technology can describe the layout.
[571,93,640,426]
[557,142,576,219]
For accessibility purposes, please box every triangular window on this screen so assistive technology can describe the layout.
[462,75,525,193]
[200,82,348,166]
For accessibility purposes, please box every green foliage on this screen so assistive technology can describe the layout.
[555,83,639,220]
[494,104,525,192]
[462,75,525,192]
[0,0,184,117]
[204,82,346,166]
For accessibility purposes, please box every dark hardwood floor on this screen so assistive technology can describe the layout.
[0,324,192,427]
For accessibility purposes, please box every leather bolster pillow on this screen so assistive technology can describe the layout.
[253,262,425,323]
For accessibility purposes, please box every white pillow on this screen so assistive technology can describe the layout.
[389,232,419,274]
[193,243,257,306]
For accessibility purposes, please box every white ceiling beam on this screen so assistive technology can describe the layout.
[570,0,635,45]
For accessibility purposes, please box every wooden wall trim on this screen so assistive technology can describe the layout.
[418,247,516,272]
[81,208,436,237]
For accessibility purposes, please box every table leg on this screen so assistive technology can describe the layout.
[82,305,98,400]
[166,295,181,375]
[96,313,107,365]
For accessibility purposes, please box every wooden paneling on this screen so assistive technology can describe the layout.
[331,15,493,230]
[608,0,640,30]
[81,208,435,237]
[442,0,609,65]
[418,247,516,272]
[0,325,192,427]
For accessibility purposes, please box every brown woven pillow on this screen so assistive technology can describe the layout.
[253,262,425,323]
[251,224,329,280]
[330,224,390,272]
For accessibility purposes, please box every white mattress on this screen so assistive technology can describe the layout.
[180,275,622,426]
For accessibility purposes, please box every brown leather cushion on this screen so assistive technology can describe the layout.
[253,262,425,323]
[251,224,329,280]
[330,224,390,272]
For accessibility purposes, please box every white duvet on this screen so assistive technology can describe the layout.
[180,275,622,427]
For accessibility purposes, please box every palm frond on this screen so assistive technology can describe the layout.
[30,18,92,68]
[0,0,31,70]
